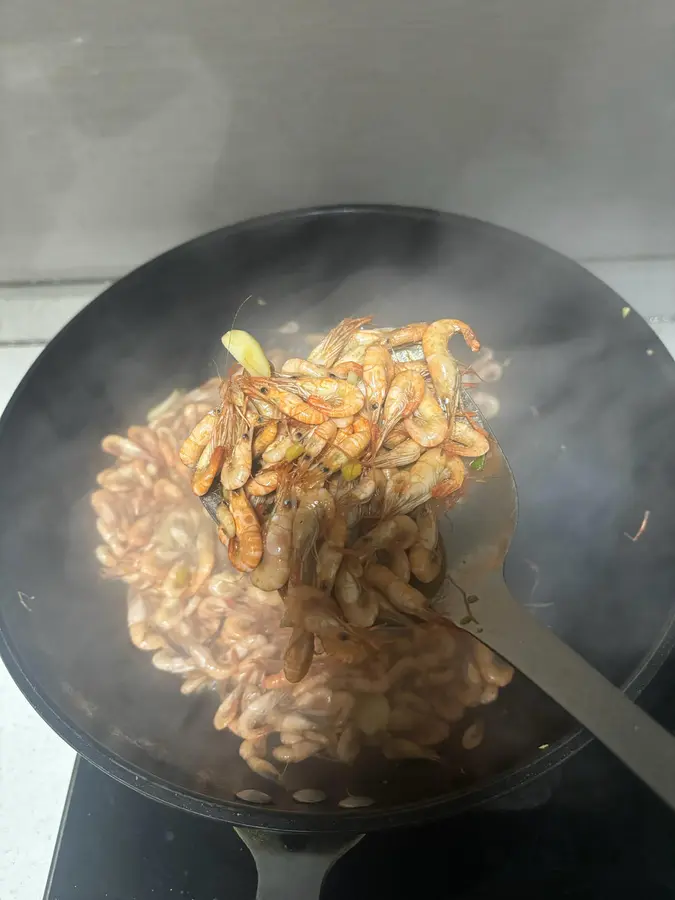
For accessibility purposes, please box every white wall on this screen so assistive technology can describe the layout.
[2,0,675,280]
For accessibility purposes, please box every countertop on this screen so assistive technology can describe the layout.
[1,261,675,899]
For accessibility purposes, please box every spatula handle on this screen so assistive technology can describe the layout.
[464,572,675,811]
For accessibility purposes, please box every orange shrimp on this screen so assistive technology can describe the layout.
[244,377,326,425]
[244,467,282,497]
[422,319,480,417]
[383,422,409,449]
[292,377,365,418]
[447,418,490,458]
[394,360,429,377]
[321,415,371,472]
[404,385,448,448]
[384,322,428,348]
[252,420,278,456]
[362,343,394,421]
[227,490,263,572]
[298,419,338,458]
[378,370,426,445]
[372,438,422,468]
[191,440,226,496]
[283,627,315,683]
[331,361,364,380]
[384,447,465,516]
[307,317,373,367]
[179,409,217,467]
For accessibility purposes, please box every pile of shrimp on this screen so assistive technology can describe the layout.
[179,318,493,685]
[93,368,513,784]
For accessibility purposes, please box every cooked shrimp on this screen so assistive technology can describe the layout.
[422,319,480,419]
[220,428,253,490]
[244,377,327,425]
[414,502,438,550]
[283,627,315,683]
[228,490,263,572]
[362,343,394,421]
[408,542,442,583]
[292,487,334,577]
[298,419,338,458]
[404,386,448,448]
[281,358,329,377]
[252,421,278,456]
[307,317,373,367]
[384,448,465,516]
[187,524,216,595]
[293,377,365,418]
[372,438,422,468]
[448,419,491,458]
[353,516,419,557]
[321,415,371,471]
[262,428,295,463]
[379,370,426,444]
[245,467,282,497]
[273,740,324,763]
[384,322,428,348]
[331,361,363,380]
[385,546,411,583]
[251,489,295,591]
[213,683,246,730]
[192,440,226,496]
[101,434,152,461]
[382,422,409,449]
[335,559,379,627]
[286,584,358,642]
[394,359,429,376]
[473,642,514,687]
[179,410,217,466]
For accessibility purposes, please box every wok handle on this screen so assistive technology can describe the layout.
[235,827,363,900]
[463,572,675,811]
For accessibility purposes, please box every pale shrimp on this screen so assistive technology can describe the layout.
[245,467,282,497]
[298,419,338,458]
[213,683,246,730]
[321,415,371,471]
[251,491,295,591]
[228,490,263,573]
[331,361,363,380]
[283,627,315,683]
[127,593,165,651]
[187,524,216,595]
[293,377,365,418]
[335,559,379,627]
[292,487,335,574]
[336,725,360,763]
[385,547,411,583]
[379,370,426,444]
[251,397,282,420]
[90,490,120,527]
[307,317,373,367]
[448,419,491,458]
[101,434,152,461]
[215,502,236,538]
[252,420,278,456]
[353,515,419,557]
[473,642,514,687]
[286,584,358,642]
[383,422,409,449]
[262,429,295,464]
[414,502,438,550]
[342,470,376,504]
[281,358,329,377]
[237,692,289,741]
[384,448,465,516]
[372,438,422,468]
[316,509,348,592]
[404,386,448,448]
[179,410,217,466]
[273,741,324,763]
[191,440,226,496]
[244,378,327,425]
[362,343,394,421]
[394,359,429,376]
[364,563,435,620]
[408,542,442,583]
[96,519,127,558]
[220,428,253,490]
[422,319,480,418]
[239,736,280,781]
[320,635,369,665]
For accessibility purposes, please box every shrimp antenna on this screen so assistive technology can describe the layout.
[222,294,254,363]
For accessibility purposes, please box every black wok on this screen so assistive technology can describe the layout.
[1,206,675,895]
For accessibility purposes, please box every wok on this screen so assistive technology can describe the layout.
[1,205,675,897]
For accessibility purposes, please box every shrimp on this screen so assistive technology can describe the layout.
[394,359,429,376]
[262,428,295,463]
[414,502,438,550]
[316,509,348,592]
[220,428,253,490]
[245,467,282,497]
[127,593,166,651]
[473,642,514,687]
[404,386,448,448]
[252,397,282,420]
[447,419,491,458]
[352,516,419,557]
[244,377,327,425]
[321,415,371,472]
[292,487,335,577]
[239,736,280,780]
[281,358,329,377]
[384,448,465,516]
[228,490,263,573]
[422,319,480,419]
[408,542,442,583]
[283,627,315,683]
[383,736,439,761]
[191,440,226,496]
[372,438,422,468]
[384,322,428,348]
[379,370,425,444]
[293,377,365,418]
[179,410,217,466]
[307,316,373,367]
[286,584,359,642]
[299,419,338,458]
[364,563,437,620]
[385,546,411,583]
[342,470,376,504]
[250,489,295,591]
[252,421,278,456]
[362,343,394,421]
[272,741,324,763]
[187,524,216,595]
[101,434,152,461]
[213,683,246,730]
[331,361,363,380]
[383,422,409,449]
[335,559,379,627]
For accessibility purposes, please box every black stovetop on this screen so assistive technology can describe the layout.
[45,661,675,900]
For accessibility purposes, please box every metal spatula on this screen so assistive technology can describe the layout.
[435,391,675,811]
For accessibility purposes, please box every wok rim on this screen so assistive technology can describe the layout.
[1,202,674,833]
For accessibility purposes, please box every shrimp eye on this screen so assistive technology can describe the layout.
[337,631,349,642]
[321,466,330,474]
[371,402,379,410]
[242,431,249,440]
[329,373,338,379]
[295,432,303,440]
[259,387,268,395]
[283,498,292,508]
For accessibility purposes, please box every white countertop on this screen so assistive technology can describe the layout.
[1,263,675,900]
